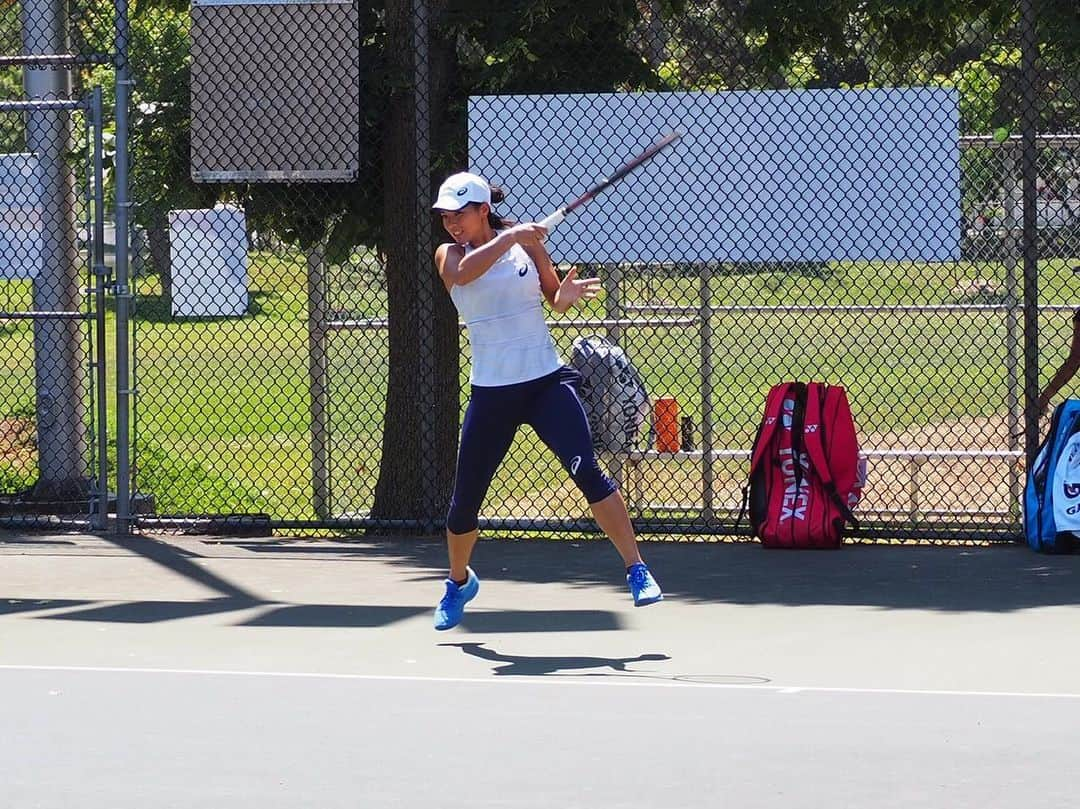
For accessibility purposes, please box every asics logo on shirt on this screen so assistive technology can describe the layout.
[570,456,582,475]
[518,264,528,277]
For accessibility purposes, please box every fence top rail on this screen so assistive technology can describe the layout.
[624,303,1080,314]
[0,54,110,67]
[324,304,1080,331]
[0,99,86,112]
[0,311,92,321]
[960,133,1080,148]
[326,317,698,331]
[609,449,1023,461]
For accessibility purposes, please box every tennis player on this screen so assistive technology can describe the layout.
[430,171,663,630]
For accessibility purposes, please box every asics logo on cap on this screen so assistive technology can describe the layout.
[456,187,467,196]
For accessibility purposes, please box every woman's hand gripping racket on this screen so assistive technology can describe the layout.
[538,132,683,232]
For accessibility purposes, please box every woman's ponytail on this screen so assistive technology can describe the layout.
[486,185,515,229]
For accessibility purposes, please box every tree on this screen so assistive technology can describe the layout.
[0,3,24,150]
[368,0,458,526]
[129,6,215,293]
[737,0,1077,130]
[92,0,1078,525]
[368,0,684,526]
[115,0,454,525]
[646,0,1077,133]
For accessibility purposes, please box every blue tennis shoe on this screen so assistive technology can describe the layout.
[434,567,479,630]
[627,562,663,607]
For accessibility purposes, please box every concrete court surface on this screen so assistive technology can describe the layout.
[2,529,1080,809]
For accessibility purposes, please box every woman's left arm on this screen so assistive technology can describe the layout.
[523,242,599,314]
[523,241,561,309]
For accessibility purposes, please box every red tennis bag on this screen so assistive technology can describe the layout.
[742,382,863,548]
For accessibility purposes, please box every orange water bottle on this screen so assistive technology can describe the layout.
[654,396,680,453]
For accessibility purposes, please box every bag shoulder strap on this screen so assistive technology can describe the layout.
[748,382,795,474]
[738,382,795,531]
[802,383,859,529]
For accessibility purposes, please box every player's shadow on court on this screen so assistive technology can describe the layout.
[456,609,623,633]
[440,641,670,676]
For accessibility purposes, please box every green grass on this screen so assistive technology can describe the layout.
[3,251,1079,521]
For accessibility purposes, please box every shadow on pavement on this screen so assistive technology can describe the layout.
[241,604,428,627]
[439,641,670,676]
[458,609,623,633]
[41,597,258,623]
[105,533,257,602]
[4,533,630,629]
[7,529,1080,622]
[220,534,1080,613]
[3,533,429,627]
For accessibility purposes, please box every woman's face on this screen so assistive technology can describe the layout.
[439,203,489,245]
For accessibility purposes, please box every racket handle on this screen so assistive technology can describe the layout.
[539,208,565,231]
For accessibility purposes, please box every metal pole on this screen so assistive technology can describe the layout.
[22,0,88,497]
[1019,0,1040,470]
[604,265,623,346]
[91,85,110,530]
[699,262,714,523]
[1002,144,1021,516]
[306,243,330,521]
[604,264,624,489]
[114,0,134,533]
[413,0,436,530]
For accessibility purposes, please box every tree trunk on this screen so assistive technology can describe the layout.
[370,0,459,529]
[146,211,172,301]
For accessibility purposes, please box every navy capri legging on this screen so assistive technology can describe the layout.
[446,367,618,535]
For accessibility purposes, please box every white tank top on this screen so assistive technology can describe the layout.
[449,237,562,386]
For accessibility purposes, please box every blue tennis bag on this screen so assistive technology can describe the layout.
[1024,399,1080,552]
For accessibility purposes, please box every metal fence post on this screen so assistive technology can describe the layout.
[1019,0,1040,470]
[605,264,625,489]
[1002,143,1022,516]
[91,85,110,530]
[306,242,330,521]
[698,262,714,523]
[113,0,134,534]
[413,0,437,531]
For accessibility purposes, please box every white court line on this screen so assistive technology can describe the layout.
[1,663,1079,700]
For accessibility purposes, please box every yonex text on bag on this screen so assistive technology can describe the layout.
[569,335,650,452]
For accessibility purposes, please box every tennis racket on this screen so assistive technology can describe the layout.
[538,132,682,232]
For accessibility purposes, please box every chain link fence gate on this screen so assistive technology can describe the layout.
[122,0,423,533]
[11,0,1072,541]
[0,0,112,530]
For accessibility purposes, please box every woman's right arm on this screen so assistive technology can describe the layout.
[435,242,465,293]
[436,223,548,289]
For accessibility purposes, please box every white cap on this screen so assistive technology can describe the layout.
[432,172,491,211]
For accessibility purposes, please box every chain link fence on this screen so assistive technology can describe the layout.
[2,0,1077,539]
[0,0,113,528]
